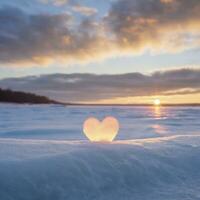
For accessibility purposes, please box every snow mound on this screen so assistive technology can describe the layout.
[0,135,200,200]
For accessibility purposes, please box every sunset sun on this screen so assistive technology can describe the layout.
[154,99,161,106]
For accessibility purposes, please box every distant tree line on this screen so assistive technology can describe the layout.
[0,88,59,104]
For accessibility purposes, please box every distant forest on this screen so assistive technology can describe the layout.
[0,88,59,104]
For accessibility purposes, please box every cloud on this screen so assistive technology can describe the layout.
[0,68,200,103]
[39,0,69,6]
[106,0,200,53]
[72,5,97,16]
[1,0,200,65]
[162,88,200,95]
[0,6,109,65]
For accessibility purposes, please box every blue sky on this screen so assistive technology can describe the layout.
[0,0,200,79]
[0,0,200,104]
[1,49,200,79]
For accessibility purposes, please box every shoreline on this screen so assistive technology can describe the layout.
[1,102,200,107]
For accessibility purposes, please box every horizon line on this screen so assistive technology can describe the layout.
[64,103,200,107]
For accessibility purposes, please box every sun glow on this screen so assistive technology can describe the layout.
[154,99,161,106]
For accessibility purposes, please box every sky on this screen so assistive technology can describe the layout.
[0,0,200,104]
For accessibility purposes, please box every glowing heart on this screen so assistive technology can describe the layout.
[83,117,119,142]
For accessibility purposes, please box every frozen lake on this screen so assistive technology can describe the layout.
[0,104,200,200]
[0,104,199,140]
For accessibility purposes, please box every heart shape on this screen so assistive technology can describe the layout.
[83,117,119,142]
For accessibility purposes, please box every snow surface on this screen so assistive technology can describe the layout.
[0,104,200,200]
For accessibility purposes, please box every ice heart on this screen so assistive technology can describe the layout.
[83,117,119,142]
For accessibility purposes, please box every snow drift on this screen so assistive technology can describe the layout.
[0,135,200,200]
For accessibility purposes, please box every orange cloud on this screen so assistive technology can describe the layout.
[0,67,200,103]
[1,0,200,66]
